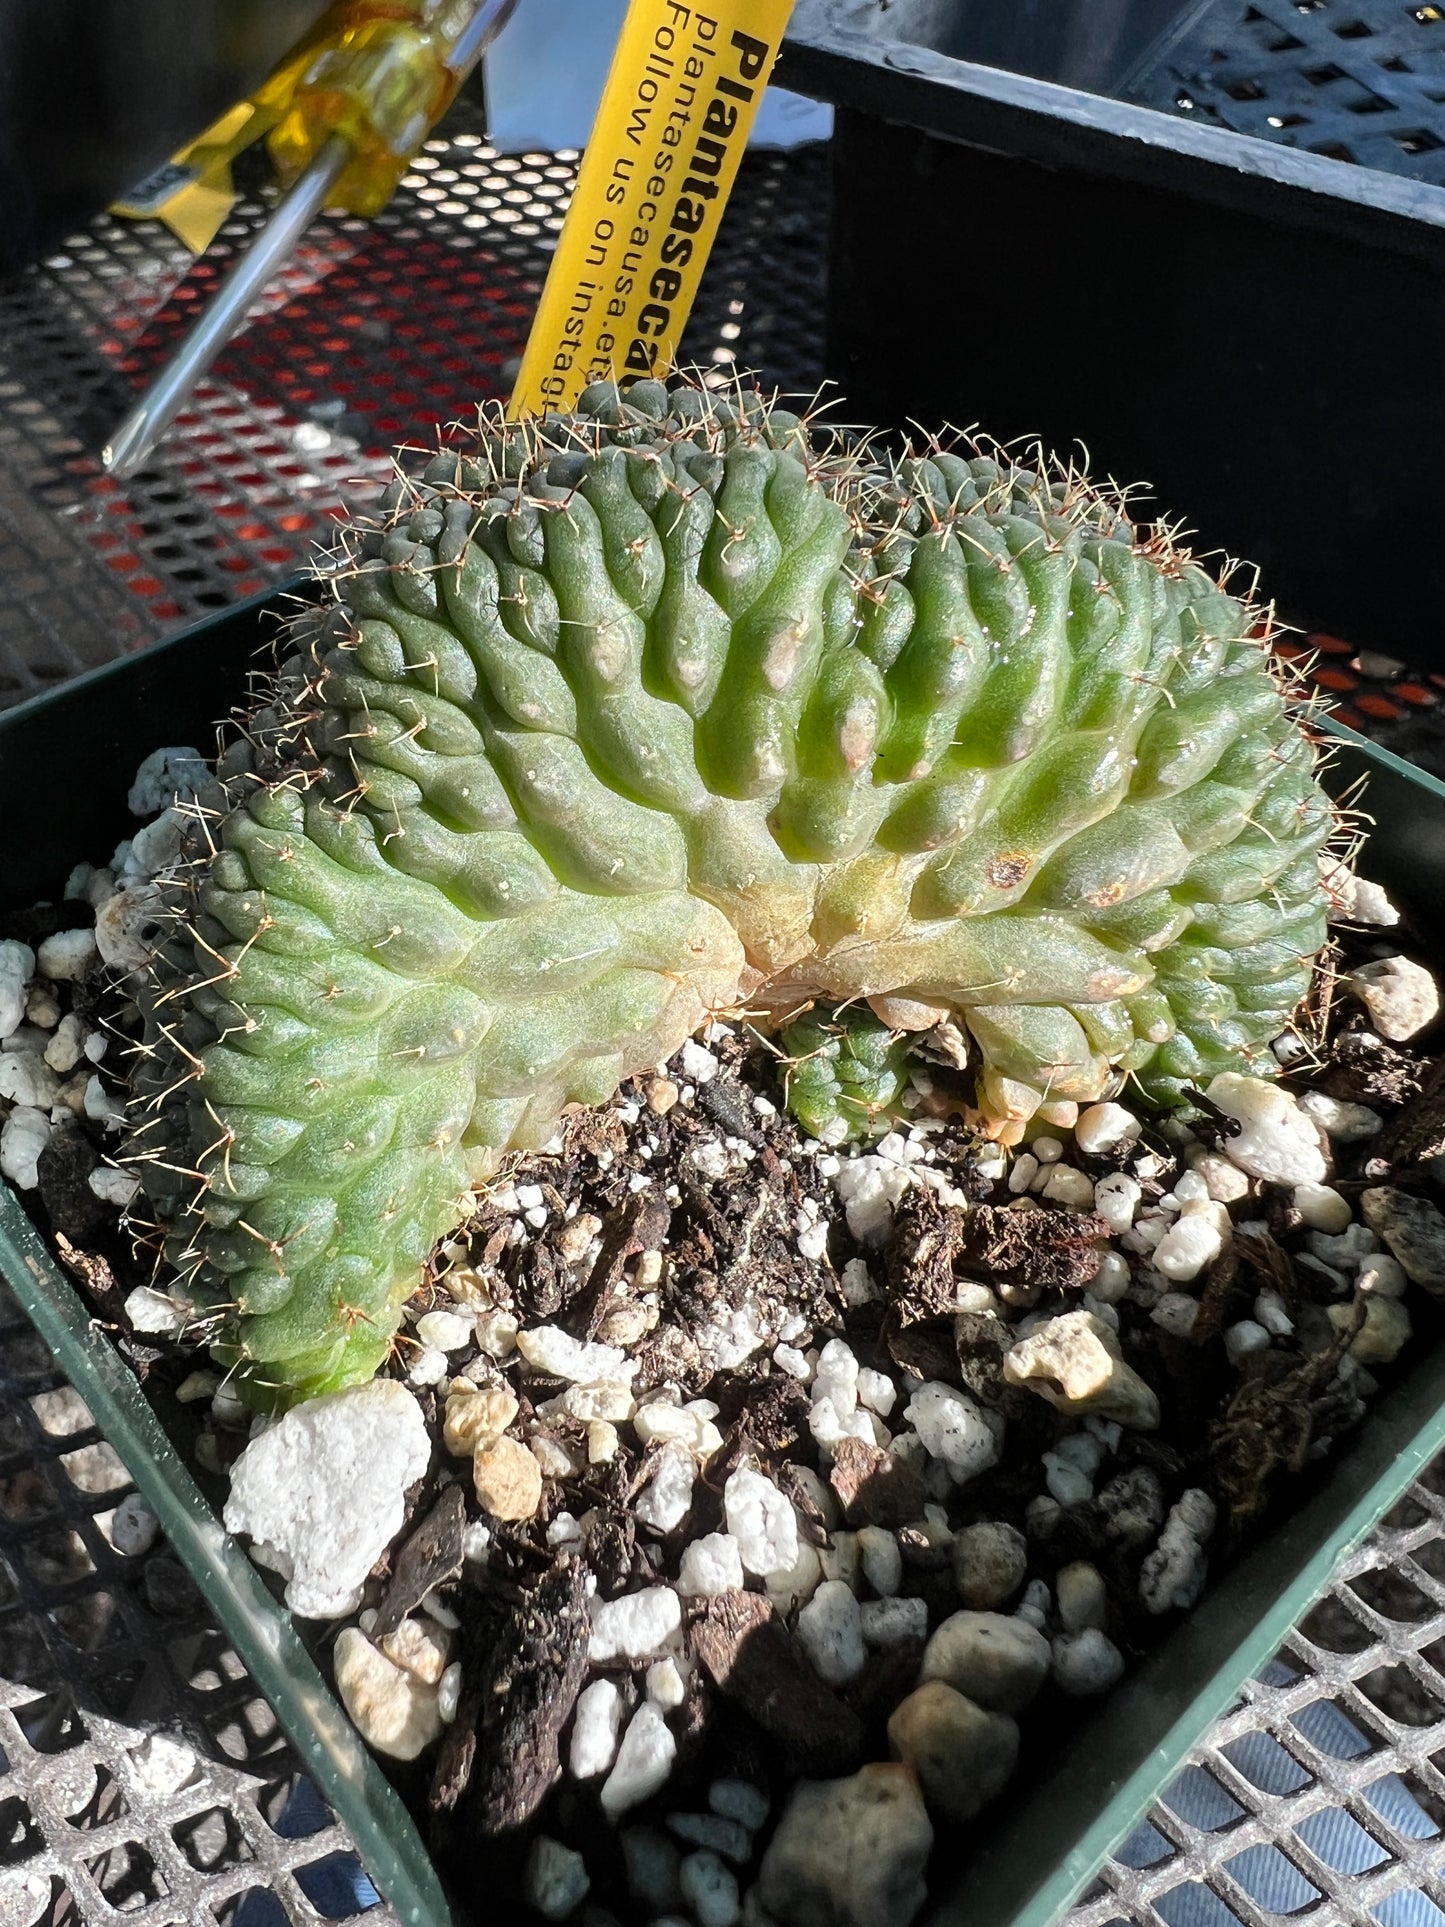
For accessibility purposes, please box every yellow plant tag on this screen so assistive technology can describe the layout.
[508,0,796,418]
[110,101,279,254]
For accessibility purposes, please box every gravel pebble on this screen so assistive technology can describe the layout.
[523,1836,591,1921]
[570,1678,625,1779]
[860,1596,930,1647]
[333,1628,442,1760]
[1206,1073,1327,1186]
[680,1849,741,1927]
[1052,1629,1126,1696]
[758,1766,932,1927]
[470,1434,543,1520]
[921,1610,1051,1714]
[797,1580,867,1685]
[1349,956,1439,1041]
[1361,1188,1445,1295]
[887,1680,1019,1823]
[591,1585,682,1663]
[111,1492,160,1556]
[0,1106,50,1188]
[601,1702,677,1819]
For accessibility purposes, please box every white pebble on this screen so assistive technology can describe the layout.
[0,1106,50,1188]
[1007,1153,1040,1195]
[1154,1215,1224,1284]
[0,1051,60,1110]
[636,1441,696,1535]
[709,1780,771,1831]
[773,1344,812,1380]
[858,1526,902,1597]
[1349,956,1439,1042]
[647,1658,687,1710]
[523,1836,591,1921]
[669,1813,752,1862]
[438,1662,462,1723]
[0,940,34,1039]
[1042,1165,1095,1210]
[840,1258,879,1305]
[1052,1629,1125,1696]
[797,1579,867,1685]
[1190,1150,1251,1203]
[860,1596,930,1647]
[1224,1320,1272,1363]
[724,1467,799,1577]
[43,1013,86,1075]
[1093,1171,1142,1234]
[111,1492,160,1556]
[1043,1451,1094,1506]
[1033,1135,1064,1164]
[1206,1073,1326,1186]
[813,1339,859,1417]
[591,1585,682,1663]
[1055,1561,1107,1632]
[83,1074,125,1130]
[1298,1091,1383,1143]
[1150,1293,1200,1340]
[333,1629,442,1761]
[1074,1102,1142,1157]
[415,1309,473,1352]
[678,1532,746,1597]
[1090,1251,1132,1302]
[123,1284,190,1337]
[1254,1289,1294,1337]
[1140,1490,1215,1615]
[601,1702,677,1819]
[1358,1255,1408,1298]
[37,927,97,984]
[1290,1181,1351,1232]
[679,1850,741,1927]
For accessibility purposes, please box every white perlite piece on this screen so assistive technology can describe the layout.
[902,1382,999,1483]
[601,1702,677,1818]
[570,1678,626,1779]
[1140,1489,1216,1614]
[591,1585,682,1663]
[1004,1311,1160,1429]
[635,1441,696,1535]
[1205,1073,1327,1186]
[415,1309,473,1352]
[333,1628,442,1760]
[0,939,34,1039]
[1092,1171,1142,1235]
[723,1466,799,1577]
[1298,1091,1382,1143]
[0,1106,50,1189]
[36,928,97,984]
[516,1325,635,1384]
[128,745,210,817]
[1322,861,1400,928]
[523,1837,591,1921]
[122,1284,191,1337]
[678,1532,746,1598]
[832,1149,915,1245]
[0,1051,59,1110]
[1349,956,1439,1041]
[223,1381,429,1618]
[797,1580,867,1686]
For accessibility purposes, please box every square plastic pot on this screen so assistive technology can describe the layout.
[778,0,1445,660]
[2,586,1444,1927]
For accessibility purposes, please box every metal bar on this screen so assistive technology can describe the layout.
[103,134,352,478]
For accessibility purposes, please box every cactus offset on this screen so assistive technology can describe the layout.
[127,379,1332,1403]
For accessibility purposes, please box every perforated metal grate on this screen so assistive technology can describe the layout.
[0,1277,396,1927]
[0,97,828,709]
[1123,0,1445,182]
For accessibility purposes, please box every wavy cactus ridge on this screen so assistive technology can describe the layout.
[127,377,1334,1403]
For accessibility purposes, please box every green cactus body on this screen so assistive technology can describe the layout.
[129,380,1331,1402]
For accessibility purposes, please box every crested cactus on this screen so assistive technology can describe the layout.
[127,378,1333,1403]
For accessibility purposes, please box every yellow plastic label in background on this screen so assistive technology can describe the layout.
[508,0,796,418]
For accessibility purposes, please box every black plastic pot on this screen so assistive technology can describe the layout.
[4,586,1445,1926]
[777,0,1445,659]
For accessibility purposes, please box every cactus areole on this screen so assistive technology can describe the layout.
[128,380,1333,1404]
